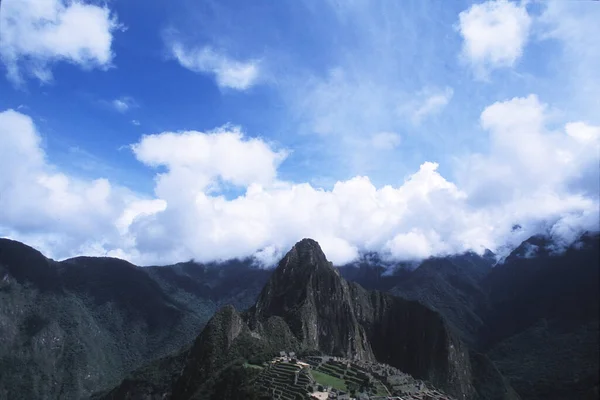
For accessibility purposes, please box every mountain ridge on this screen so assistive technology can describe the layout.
[1,233,597,400]
[0,238,269,400]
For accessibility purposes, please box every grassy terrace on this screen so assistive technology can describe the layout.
[311,370,348,392]
[254,361,314,400]
[254,357,400,399]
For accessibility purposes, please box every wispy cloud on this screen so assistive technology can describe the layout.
[537,1,600,122]
[111,96,137,113]
[371,132,401,150]
[272,1,463,182]
[67,146,117,174]
[167,40,260,90]
[0,0,120,85]
[403,87,454,125]
[131,120,141,126]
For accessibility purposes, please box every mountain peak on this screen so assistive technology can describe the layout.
[256,239,338,314]
[251,239,372,359]
[289,237,328,260]
[293,237,322,251]
[276,238,335,275]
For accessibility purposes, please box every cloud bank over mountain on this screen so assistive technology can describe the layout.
[1,94,597,265]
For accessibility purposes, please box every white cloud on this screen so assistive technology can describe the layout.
[131,127,287,191]
[458,0,531,79]
[0,0,119,85]
[371,132,401,150]
[111,97,136,113]
[458,95,600,202]
[131,120,141,126]
[0,109,142,258]
[115,199,167,235]
[385,231,440,260]
[404,87,454,125]
[168,41,259,90]
[120,95,600,264]
[1,96,598,266]
[124,162,472,264]
[565,122,600,144]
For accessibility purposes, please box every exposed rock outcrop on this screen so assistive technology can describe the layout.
[251,238,374,361]
[172,238,479,399]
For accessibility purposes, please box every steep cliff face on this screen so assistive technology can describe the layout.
[170,304,301,399]
[339,234,599,400]
[173,305,247,400]
[340,251,494,346]
[349,283,475,399]
[243,239,476,399]
[469,352,521,400]
[390,254,493,346]
[252,238,374,360]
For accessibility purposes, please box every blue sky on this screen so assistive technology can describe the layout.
[0,0,599,265]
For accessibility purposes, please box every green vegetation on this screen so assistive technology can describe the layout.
[0,239,271,400]
[487,321,599,400]
[206,364,264,400]
[311,370,347,391]
[244,362,264,370]
[90,348,190,399]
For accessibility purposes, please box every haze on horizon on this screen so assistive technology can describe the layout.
[0,0,599,266]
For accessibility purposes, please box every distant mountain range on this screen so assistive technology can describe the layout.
[0,233,597,400]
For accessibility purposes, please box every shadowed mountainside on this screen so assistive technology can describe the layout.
[1,233,597,400]
[341,234,600,400]
[0,238,270,400]
[479,233,600,400]
[388,253,493,346]
[339,251,494,346]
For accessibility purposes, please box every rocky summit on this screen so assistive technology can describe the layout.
[161,238,516,400]
[251,238,374,361]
